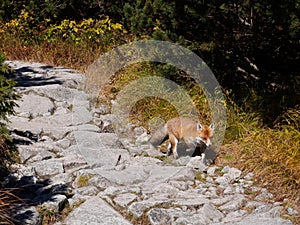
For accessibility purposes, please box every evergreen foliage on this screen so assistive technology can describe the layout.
[0,54,19,123]
[0,53,19,175]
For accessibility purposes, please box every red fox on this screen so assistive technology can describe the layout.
[149,117,214,159]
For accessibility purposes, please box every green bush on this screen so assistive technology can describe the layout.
[44,17,124,44]
[0,53,19,167]
[0,53,19,122]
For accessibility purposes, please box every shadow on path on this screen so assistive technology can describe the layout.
[0,64,70,224]
[6,65,63,87]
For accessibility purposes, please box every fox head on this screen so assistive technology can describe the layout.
[196,123,214,146]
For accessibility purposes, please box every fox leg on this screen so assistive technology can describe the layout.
[168,135,179,159]
[167,143,172,156]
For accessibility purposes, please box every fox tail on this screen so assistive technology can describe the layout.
[149,124,168,147]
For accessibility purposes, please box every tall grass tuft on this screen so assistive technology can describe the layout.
[219,103,300,223]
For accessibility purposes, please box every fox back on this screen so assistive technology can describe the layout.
[150,117,214,147]
[166,117,214,147]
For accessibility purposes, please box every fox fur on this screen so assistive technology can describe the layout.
[149,117,214,159]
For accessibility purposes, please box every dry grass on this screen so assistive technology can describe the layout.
[0,189,22,224]
[216,103,300,224]
[0,33,113,71]
[217,124,300,224]
[97,62,212,129]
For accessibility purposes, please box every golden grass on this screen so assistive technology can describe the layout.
[218,125,300,223]
[97,62,212,129]
[0,33,113,71]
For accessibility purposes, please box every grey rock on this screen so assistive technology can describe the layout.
[63,197,132,225]
[88,174,116,190]
[17,145,40,164]
[252,204,283,218]
[135,132,151,145]
[210,195,235,206]
[198,203,224,222]
[51,173,74,185]
[31,159,64,177]
[216,167,242,185]
[67,194,88,209]
[244,200,264,210]
[218,195,247,213]
[100,185,141,197]
[168,167,196,182]
[225,167,242,183]
[174,195,209,208]
[223,186,234,195]
[176,155,192,166]
[133,126,148,137]
[41,194,68,212]
[113,193,138,207]
[71,105,93,125]
[255,190,274,200]
[14,91,54,118]
[128,201,157,218]
[8,116,73,140]
[54,137,72,149]
[6,61,85,89]
[213,215,293,225]
[61,155,87,171]
[142,164,187,192]
[152,182,179,197]
[10,163,36,178]
[73,123,101,132]
[92,104,110,116]
[244,172,254,180]
[98,114,118,132]
[215,176,229,184]
[74,186,99,196]
[174,216,209,225]
[97,133,124,149]
[31,84,86,103]
[287,207,299,215]
[222,209,248,223]
[93,163,148,185]
[186,156,207,171]
[168,180,189,191]
[27,150,57,163]
[207,166,220,176]
[147,208,172,225]
[12,205,42,225]
[221,165,231,173]
[37,182,69,196]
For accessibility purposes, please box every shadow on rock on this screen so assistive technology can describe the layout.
[6,66,63,87]
[2,174,70,225]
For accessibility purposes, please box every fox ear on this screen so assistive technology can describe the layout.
[209,123,214,130]
[197,123,202,131]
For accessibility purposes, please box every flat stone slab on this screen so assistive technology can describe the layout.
[212,216,293,225]
[14,91,54,118]
[63,197,132,225]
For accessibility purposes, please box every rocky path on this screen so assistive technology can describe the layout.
[5,61,296,225]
